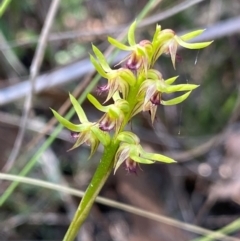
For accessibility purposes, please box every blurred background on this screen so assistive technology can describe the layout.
[0,0,240,240]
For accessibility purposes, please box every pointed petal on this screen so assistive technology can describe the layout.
[128,21,137,46]
[114,146,130,174]
[131,100,143,117]
[161,91,192,106]
[87,94,109,112]
[164,76,179,85]
[51,108,84,132]
[92,45,111,72]
[180,29,205,41]
[152,24,161,44]
[68,132,89,151]
[69,93,88,123]
[169,41,178,69]
[108,37,132,51]
[145,84,157,104]
[163,84,199,93]
[105,79,119,103]
[89,138,100,159]
[119,81,129,100]
[175,36,213,49]
[115,114,124,134]
[150,104,157,124]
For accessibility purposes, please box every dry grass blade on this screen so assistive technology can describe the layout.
[2,0,61,173]
[0,173,239,241]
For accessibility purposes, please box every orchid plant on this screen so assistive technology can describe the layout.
[51,21,213,241]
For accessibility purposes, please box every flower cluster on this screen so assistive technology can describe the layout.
[52,21,212,173]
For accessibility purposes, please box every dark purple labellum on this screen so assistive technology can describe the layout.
[125,158,138,174]
[99,116,115,132]
[126,53,143,71]
[150,92,161,105]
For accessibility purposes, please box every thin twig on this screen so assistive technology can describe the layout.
[2,0,61,172]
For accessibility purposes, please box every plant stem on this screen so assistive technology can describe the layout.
[63,72,143,241]
[63,141,119,241]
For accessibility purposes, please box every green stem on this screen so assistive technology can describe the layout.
[63,76,142,241]
[63,141,119,241]
[63,71,144,241]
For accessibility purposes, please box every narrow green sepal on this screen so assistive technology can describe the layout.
[164,76,179,85]
[152,24,161,44]
[108,37,132,51]
[87,94,108,112]
[176,36,213,49]
[163,84,199,93]
[141,151,176,163]
[161,91,192,106]
[130,154,154,164]
[128,21,137,46]
[89,54,108,78]
[180,29,205,41]
[69,93,88,123]
[51,108,83,132]
[92,45,111,72]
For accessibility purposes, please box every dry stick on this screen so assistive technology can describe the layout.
[2,0,61,173]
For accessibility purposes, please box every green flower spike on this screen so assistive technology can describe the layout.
[138,69,199,123]
[108,21,153,73]
[114,131,175,174]
[87,93,129,134]
[90,45,136,102]
[51,93,110,157]
[152,27,213,69]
